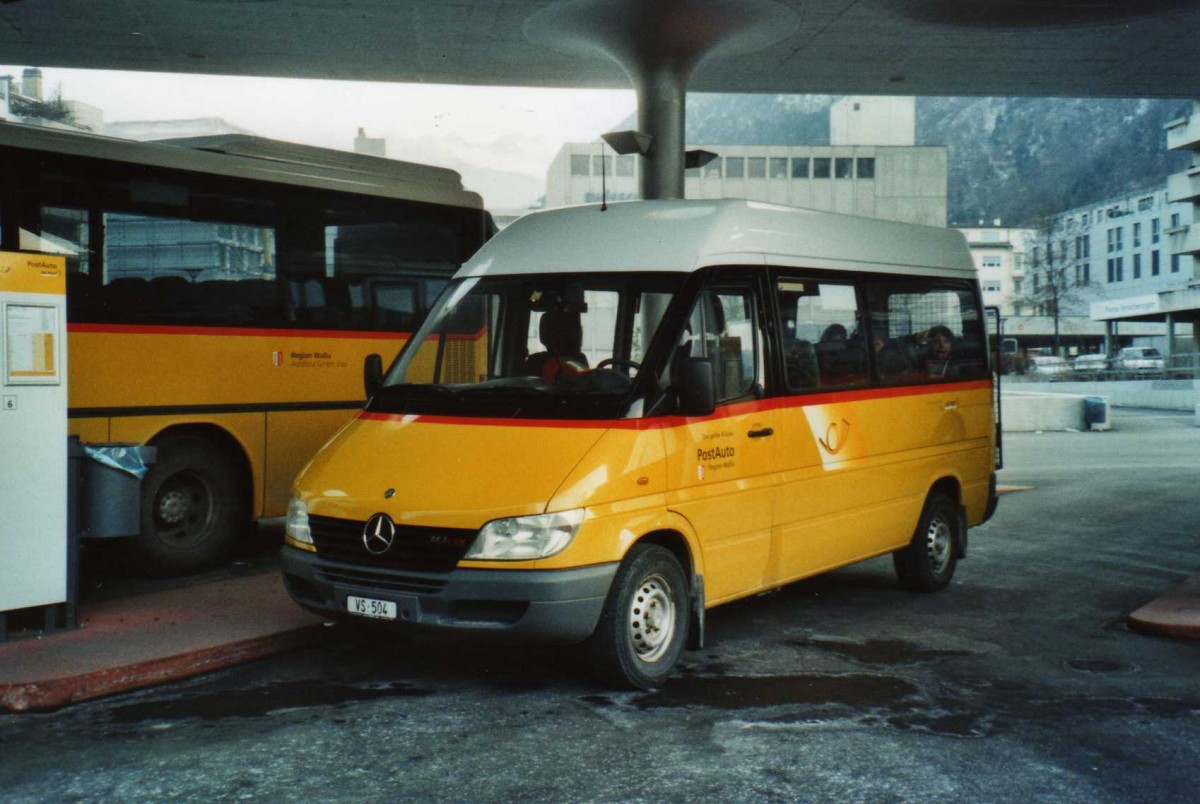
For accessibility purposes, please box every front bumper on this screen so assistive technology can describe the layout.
[280,546,618,645]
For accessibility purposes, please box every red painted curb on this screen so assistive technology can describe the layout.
[0,624,326,713]
[1128,574,1200,641]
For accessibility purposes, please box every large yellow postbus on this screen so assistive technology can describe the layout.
[0,123,492,574]
[281,199,999,688]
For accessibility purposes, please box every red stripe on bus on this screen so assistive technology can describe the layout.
[67,323,413,339]
[356,379,993,430]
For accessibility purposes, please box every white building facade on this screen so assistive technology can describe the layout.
[545,97,949,228]
[955,224,1036,316]
[1041,185,1197,355]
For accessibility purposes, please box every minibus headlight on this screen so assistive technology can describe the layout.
[286,497,313,545]
[465,509,584,561]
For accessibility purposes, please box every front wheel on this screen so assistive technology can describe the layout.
[893,493,960,592]
[587,544,689,690]
[134,436,244,576]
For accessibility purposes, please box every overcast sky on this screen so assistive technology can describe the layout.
[2,65,637,209]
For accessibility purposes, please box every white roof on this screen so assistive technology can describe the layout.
[459,200,976,279]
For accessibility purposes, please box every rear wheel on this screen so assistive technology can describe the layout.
[134,436,244,576]
[893,492,960,592]
[587,544,688,690]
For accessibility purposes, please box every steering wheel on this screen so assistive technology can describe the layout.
[596,357,642,372]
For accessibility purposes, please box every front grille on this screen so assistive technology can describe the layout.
[314,565,448,596]
[309,514,476,573]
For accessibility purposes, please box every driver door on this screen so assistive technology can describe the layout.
[663,270,778,605]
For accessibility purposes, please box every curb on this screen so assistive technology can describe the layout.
[1128,573,1200,641]
[0,623,326,713]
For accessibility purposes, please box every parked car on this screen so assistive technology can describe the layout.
[1072,353,1110,376]
[1027,355,1069,378]
[1115,347,1165,375]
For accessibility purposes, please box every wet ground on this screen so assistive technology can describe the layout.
[2,409,1198,802]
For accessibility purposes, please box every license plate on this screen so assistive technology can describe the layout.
[346,595,397,620]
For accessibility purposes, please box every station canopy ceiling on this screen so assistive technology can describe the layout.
[2,0,1200,100]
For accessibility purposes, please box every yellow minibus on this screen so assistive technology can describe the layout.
[282,199,999,688]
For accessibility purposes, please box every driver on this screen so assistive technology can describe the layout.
[525,308,589,381]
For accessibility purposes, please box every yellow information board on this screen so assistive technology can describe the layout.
[1,253,66,386]
[0,252,66,295]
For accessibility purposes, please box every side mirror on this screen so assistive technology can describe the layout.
[676,358,716,417]
[363,353,383,399]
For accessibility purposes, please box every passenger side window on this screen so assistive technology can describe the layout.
[775,278,868,391]
[867,281,987,384]
[677,285,763,403]
[102,211,280,327]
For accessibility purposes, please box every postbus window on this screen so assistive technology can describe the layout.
[775,279,867,391]
[679,287,763,403]
[101,211,278,325]
[631,292,673,364]
[313,200,469,331]
[369,280,419,331]
[867,281,986,384]
[527,289,620,369]
[35,207,90,276]
[33,207,93,318]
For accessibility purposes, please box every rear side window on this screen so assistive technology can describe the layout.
[774,278,868,392]
[866,281,987,384]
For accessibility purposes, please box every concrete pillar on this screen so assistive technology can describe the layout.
[634,67,687,200]
[1104,320,1115,356]
[524,0,798,201]
[1165,313,1175,360]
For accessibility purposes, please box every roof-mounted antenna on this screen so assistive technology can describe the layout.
[600,139,608,211]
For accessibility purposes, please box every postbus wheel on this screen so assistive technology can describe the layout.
[587,543,689,690]
[893,492,959,593]
[134,436,241,576]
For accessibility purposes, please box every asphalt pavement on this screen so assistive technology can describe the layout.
[0,408,1197,802]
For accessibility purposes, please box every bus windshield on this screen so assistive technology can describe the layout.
[376,272,686,418]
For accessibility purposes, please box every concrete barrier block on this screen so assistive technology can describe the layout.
[1002,390,1109,432]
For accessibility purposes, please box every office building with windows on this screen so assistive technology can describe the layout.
[1040,184,1196,355]
[955,223,1036,316]
[545,97,949,228]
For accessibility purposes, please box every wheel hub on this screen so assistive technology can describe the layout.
[629,574,675,663]
[158,489,191,525]
[925,515,952,573]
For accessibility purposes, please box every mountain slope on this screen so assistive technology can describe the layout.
[647,94,1193,225]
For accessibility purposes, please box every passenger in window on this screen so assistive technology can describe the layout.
[922,325,958,379]
[873,332,912,380]
[525,308,589,382]
[819,323,848,344]
[784,338,819,389]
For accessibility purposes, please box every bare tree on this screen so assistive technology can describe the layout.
[1014,209,1090,355]
[10,88,83,130]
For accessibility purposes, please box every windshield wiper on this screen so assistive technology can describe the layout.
[378,383,462,399]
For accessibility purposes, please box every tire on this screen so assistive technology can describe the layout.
[587,544,689,690]
[893,493,960,593]
[133,436,244,576]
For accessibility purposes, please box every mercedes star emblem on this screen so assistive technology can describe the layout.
[362,512,397,555]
